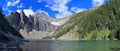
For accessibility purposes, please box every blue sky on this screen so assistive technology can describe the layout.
[0,0,108,18]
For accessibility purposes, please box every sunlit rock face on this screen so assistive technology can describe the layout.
[32,12,55,32]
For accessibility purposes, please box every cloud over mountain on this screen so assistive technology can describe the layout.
[1,0,108,18]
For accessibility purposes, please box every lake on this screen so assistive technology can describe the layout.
[21,40,120,51]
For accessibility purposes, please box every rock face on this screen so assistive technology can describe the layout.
[8,11,57,39]
[0,11,23,42]
[32,12,54,32]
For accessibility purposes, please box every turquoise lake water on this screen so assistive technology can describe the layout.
[21,40,120,51]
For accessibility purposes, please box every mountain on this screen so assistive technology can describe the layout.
[7,0,120,40]
[7,11,68,39]
[0,10,23,42]
[48,0,120,40]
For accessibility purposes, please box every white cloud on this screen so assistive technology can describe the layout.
[37,0,42,2]
[45,0,71,12]
[44,0,86,18]
[92,0,105,7]
[29,6,32,9]
[7,0,21,7]
[17,3,24,8]
[16,9,21,13]
[3,7,8,10]
[55,7,86,18]
[23,9,35,17]
[70,7,86,13]
[7,1,11,6]
[8,10,12,13]
[55,10,72,18]
[4,0,21,15]
[45,0,72,18]
[16,6,34,17]
[36,9,49,15]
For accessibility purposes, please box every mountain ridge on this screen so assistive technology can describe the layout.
[47,0,120,40]
[6,0,120,40]
[7,10,69,39]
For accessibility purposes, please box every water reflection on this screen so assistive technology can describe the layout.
[21,40,120,51]
[21,40,58,51]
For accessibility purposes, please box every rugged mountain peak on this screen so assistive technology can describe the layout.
[8,10,72,39]
[33,12,53,22]
[20,10,29,26]
[8,11,57,39]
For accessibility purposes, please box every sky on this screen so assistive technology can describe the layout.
[0,0,108,18]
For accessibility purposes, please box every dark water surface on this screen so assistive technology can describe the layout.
[21,40,120,51]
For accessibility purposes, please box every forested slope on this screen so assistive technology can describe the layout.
[51,0,120,40]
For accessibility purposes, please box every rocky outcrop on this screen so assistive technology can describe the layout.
[8,12,21,30]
